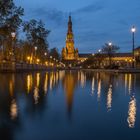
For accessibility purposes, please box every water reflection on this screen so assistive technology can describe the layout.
[79,71,86,88]
[44,72,48,94]
[10,99,18,120]
[62,71,78,116]
[107,84,112,111]
[27,74,33,93]
[9,74,15,97]
[0,71,140,140]
[97,78,101,101]
[33,73,40,104]
[91,76,95,95]
[127,96,136,128]
[124,73,137,128]
[128,74,132,95]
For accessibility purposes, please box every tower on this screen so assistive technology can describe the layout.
[62,15,78,60]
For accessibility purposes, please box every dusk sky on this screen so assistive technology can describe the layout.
[15,0,140,53]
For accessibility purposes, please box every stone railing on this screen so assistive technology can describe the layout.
[0,61,55,72]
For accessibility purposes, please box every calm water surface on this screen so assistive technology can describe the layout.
[0,70,140,140]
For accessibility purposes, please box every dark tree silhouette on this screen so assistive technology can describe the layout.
[102,43,120,67]
[49,48,60,60]
[23,19,50,62]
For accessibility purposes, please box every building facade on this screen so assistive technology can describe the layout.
[62,16,78,61]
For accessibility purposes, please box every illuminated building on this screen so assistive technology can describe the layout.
[62,15,79,61]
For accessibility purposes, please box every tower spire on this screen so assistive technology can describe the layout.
[68,14,72,33]
[69,12,71,21]
[61,15,79,61]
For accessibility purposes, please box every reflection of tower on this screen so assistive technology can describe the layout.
[62,15,78,60]
[62,71,78,116]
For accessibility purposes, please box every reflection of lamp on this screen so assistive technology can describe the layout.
[10,99,18,120]
[107,84,112,111]
[27,74,33,93]
[127,97,136,128]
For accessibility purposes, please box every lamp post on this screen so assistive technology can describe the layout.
[34,46,37,63]
[108,42,112,67]
[50,56,52,66]
[131,26,136,68]
[1,36,4,61]
[11,32,16,62]
[44,52,47,65]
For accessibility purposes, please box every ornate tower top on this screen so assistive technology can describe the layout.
[68,15,72,33]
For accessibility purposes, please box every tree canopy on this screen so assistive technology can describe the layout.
[0,0,24,36]
[0,0,51,63]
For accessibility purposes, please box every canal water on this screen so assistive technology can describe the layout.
[0,70,140,140]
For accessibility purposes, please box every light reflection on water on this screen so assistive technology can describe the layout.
[127,96,136,128]
[91,76,95,95]
[10,99,18,120]
[107,84,112,111]
[0,71,140,140]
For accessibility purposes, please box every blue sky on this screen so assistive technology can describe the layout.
[15,0,140,53]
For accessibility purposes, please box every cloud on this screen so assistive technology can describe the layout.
[74,1,105,14]
[31,7,68,27]
[118,19,129,26]
[76,30,107,42]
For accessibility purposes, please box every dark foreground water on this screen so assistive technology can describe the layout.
[0,70,140,140]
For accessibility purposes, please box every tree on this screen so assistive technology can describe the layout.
[0,0,24,60]
[0,0,24,34]
[49,48,60,60]
[23,19,50,63]
[82,53,105,68]
[102,43,120,67]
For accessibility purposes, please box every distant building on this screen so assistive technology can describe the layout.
[61,16,140,68]
[62,16,78,61]
[78,53,92,61]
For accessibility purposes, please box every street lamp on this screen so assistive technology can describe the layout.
[11,32,16,62]
[108,42,112,46]
[98,49,101,53]
[44,52,47,56]
[108,42,112,52]
[131,26,136,68]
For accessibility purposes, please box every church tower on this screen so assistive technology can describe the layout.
[62,15,78,60]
